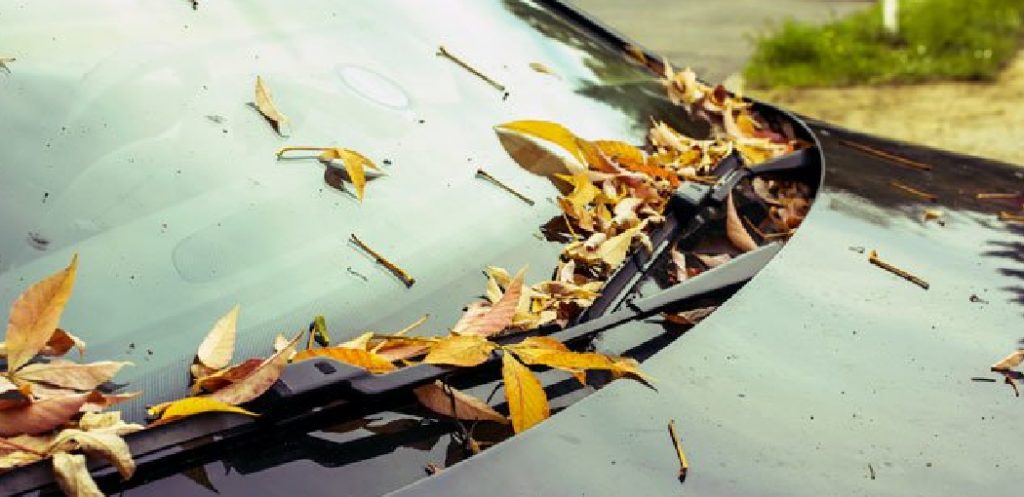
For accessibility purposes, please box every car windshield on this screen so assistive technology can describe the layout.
[0,0,710,421]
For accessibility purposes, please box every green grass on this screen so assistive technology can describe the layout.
[744,0,1024,88]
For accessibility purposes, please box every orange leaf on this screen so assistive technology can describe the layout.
[726,193,758,252]
[4,255,78,372]
[292,347,397,374]
[501,352,548,433]
[207,333,300,406]
[15,360,131,391]
[413,381,508,424]
[0,393,89,436]
[196,305,239,370]
[452,268,526,337]
[424,335,497,367]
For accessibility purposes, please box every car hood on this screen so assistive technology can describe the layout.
[388,124,1024,496]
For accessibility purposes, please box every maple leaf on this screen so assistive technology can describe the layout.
[195,305,238,371]
[452,267,526,337]
[501,352,548,434]
[52,452,104,497]
[413,381,508,424]
[4,255,78,372]
[254,76,289,136]
[725,193,758,252]
[423,335,497,367]
[292,347,397,374]
[206,333,300,406]
[0,393,89,436]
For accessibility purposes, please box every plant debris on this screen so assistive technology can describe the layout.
[998,211,1024,223]
[868,250,929,289]
[277,146,382,202]
[253,76,289,136]
[889,180,937,202]
[667,419,689,482]
[837,139,931,171]
[476,169,535,205]
[529,62,559,78]
[350,234,415,287]
[0,57,14,74]
[437,45,506,93]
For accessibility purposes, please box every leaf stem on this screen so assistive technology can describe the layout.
[437,45,506,93]
[275,146,331,159]
[476,169,535,206]
[350,234,416,287]
[868,250,929,290]
[667,419,689,482]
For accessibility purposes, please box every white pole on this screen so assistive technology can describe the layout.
[882,0,899,35]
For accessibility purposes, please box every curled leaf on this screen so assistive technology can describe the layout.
[452,267,526,337]
[501,352,548,433]
[726,193,758,252]
[207,333,300,406]
[254,75,289,135]
[0,393,89,436]
[413,381,508,424]
[196,305,239,370]
[424,335,497,367]
[49,428,136,479]
[52,452,104,497]
[495,120,585,165]
[15,360,131,391]
[4,255,78,372]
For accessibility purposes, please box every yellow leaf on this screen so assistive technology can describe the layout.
[190,358,263,395]
[156,397,257,422]
[292,346,397,374]
[501,352,549,433]
[726,193,758,253]
[52,452,104,497]
[0,451,40,471]
[495,120,585,165]
[4,255,78,372]
[15,360,132,391]
[595,226,643,268]
[555,173,601,209]
[196,305,238,370]
[423,335,497,367]
[528,62,559,78]
[254,75,289,136]
[413,380,509,424]
[207,333,300,405]
[319,148,380,202]
[992,350,1024,371]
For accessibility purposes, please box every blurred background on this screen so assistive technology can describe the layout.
[570,0,1024,165]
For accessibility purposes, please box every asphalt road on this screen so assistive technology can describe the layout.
[568,0,870,82]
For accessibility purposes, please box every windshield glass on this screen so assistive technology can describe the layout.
[0,0,709,421]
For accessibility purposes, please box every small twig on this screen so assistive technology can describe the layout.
[976,193,1019,200]
[838,139,931,171]
[476,169,535,205]
[889,180,937,202]
[667,420,689,483]
[437,45,506,93]
[998,211,1024,223]
[970,377,997,383]
[868,250,929,290]
[275,146,330,159]
[350,234,416,287]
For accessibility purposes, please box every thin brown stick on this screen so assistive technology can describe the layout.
[476,169,535,205]
[437,46,506,93]
[868,250,929,290]
[350,234,416,287]
[889,180,937,202]
[999,211,1024,223]
[667,419,689,482]
[838,139,931,171]
[976,193,1019,200]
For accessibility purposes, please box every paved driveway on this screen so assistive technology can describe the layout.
[568,0,870,82]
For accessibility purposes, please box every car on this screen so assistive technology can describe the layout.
[1,0,1020,496]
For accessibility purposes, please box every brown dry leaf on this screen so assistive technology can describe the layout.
[319,148,381,202]
[15,360,131,391]
[413,381,508,424]
[207,333,300,406]
[292,346,397,374]
[49,428,136,479]
[452,267,526,337]
[495,120,586,166]
[254,75,289,136]
[196,305,239,370]
[670,249,688,283]
[191,358,263,395]
[4,254,78,372]
[154,397,257,422]
[726,193,758,252]
[423,335,497,367]
[501,352,548,433]
[52,452,104,497]
[992,349,1024,371]
[0,393,89,436]
[41,329,86,358]
[494,126,577,178]
[663,306,718,326]
[695,253,731,268]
